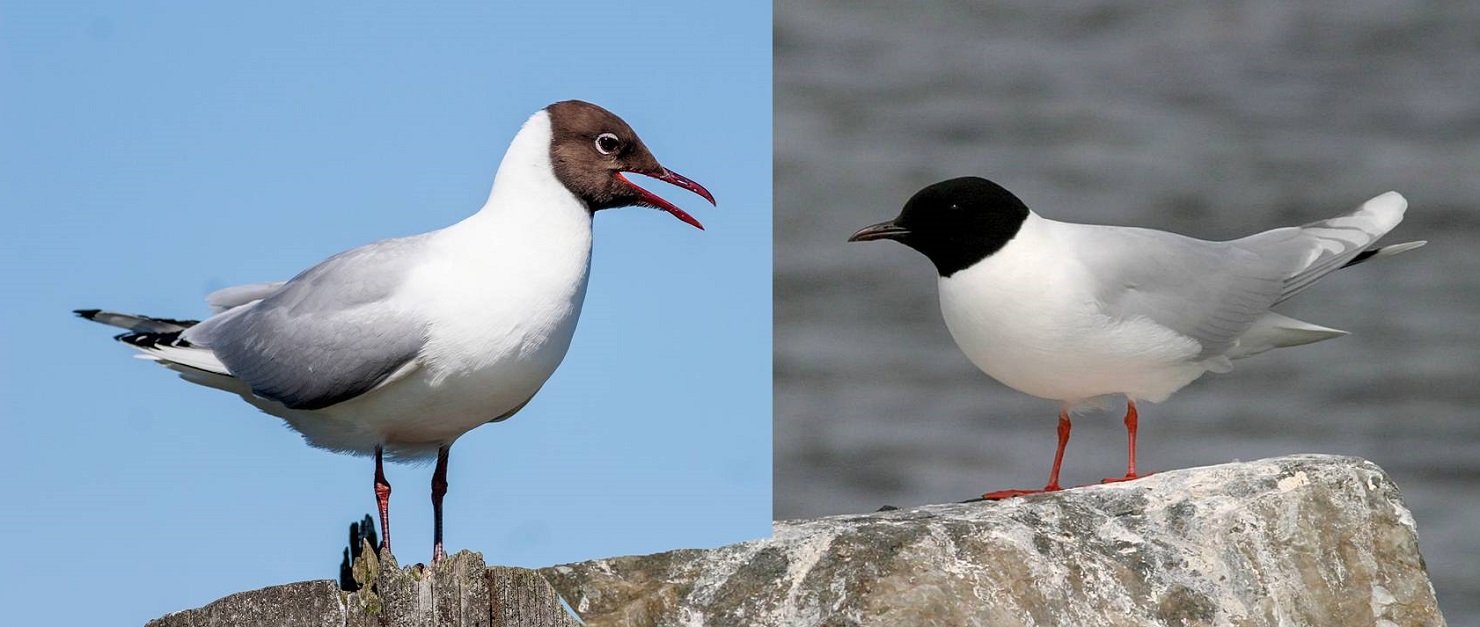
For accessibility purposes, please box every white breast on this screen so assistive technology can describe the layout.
[937,214,1206,405]
[284,111,595,458]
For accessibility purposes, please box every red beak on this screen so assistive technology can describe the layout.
[615,168,716,230]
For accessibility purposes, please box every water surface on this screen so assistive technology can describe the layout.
[776,1,1480,621]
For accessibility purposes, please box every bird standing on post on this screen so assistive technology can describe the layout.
[76,100,716,562]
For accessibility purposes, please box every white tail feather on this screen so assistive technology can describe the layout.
[1368,240,1427,258]
[135,344,232,376]
[1227,312,1348,360]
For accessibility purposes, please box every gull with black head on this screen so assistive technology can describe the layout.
[76,100,716,562]
[850,177,1422,499]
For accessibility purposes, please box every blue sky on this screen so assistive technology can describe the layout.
[0,1,771,624]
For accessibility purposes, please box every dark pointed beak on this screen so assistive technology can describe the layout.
[848,220,911,242]
[615,168,716,230]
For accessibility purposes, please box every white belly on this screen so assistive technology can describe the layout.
[938,235,1207,406]
[267,271,589,460]
[203,109,601,461]
[267,208,593,460]
[309,247,589,460]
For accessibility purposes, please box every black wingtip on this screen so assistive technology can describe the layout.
[119,329,192,349]
[74,309,102,320]
[1341,248,1380,269]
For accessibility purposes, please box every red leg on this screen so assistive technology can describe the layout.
[431,444,450,563]
[1102,400,1143,484]
[983,410,1071,500]
[1046,410,1071,490]
[374,445,393,555]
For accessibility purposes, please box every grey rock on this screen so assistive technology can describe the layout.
[149,455,1445,626]
[541,455,1445,626]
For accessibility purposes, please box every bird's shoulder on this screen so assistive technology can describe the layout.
[1055,220,1285,357]
[272,233,438,309]
[182,233,436,411]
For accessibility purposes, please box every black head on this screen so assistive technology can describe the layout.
[847,177,1030,277]
[545,100,715,229]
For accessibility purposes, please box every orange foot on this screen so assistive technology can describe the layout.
[1100,472,1151,485]
[982,485,1062,500]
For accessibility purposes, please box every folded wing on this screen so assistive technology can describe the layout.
[1084,192,1419,362]
[180,235,431,411]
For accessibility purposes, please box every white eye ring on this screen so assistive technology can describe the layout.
[594,133,620,155]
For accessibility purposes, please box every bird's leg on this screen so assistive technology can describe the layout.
[982,409,1072,500]
[1046,409,1072,490]
[431,444,450,564]
[1102,400,1143,484]
[374,445,393,556]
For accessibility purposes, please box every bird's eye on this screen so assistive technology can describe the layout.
[595,133,621,155]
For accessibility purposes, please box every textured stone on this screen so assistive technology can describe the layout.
[148,455,1445,626]
[147,550,579,626]
[541,455,1445,626]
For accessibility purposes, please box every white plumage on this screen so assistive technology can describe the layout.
[851,177,1421,497]
[79,100,715,559]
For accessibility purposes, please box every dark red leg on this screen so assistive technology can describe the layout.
[431,444,450,563]
[983,409,1072,500]
[374,445,393,555]
[1102,400,1143,484]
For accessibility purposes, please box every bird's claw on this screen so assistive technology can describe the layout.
[981,484,1063,500]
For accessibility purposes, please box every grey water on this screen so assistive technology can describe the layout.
[775,1,1480,622]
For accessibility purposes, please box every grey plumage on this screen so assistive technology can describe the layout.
[73,309,197,334]
[181,235,431,411]
[206,281,286,313]
[1080,192,1423,361]
[1081,227,1289,360]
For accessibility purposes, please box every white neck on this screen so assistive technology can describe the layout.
[397,111,596,431]
[486,112,564,209]
[441,110,593,249]
[416,110,594,329]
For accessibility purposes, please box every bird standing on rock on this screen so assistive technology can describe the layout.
[76,100,716,562]
[849,177,1422,499]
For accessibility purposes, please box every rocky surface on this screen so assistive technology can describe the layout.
[149,455,1445,626]
[146,550,580,627]
[542,455,1445,626]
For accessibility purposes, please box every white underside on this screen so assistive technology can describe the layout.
[937,212,1360,408]
[940,243,1208,407]
[141,111,593,460]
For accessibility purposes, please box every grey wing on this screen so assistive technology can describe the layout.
[1237,191,1412,303]
[206,282,287,313]
[1081,226,1290,359]
[183,235,430,410]
[1082,192,1414,359]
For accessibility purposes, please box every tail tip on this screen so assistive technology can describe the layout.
[1367,191,1408,213]
[1377,240,1427,257]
